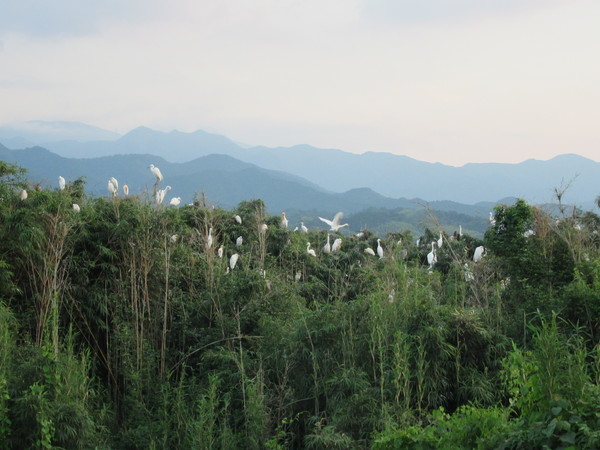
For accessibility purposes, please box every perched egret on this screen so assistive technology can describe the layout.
[377,239,384,259]
[229,253,239,270]
[281,212,289,229]
[149,164,163,182]
[234,215,242,224]
[323,234,331,254]
[169,197,181,206]
[295,271,302,282]
[108,179,118,197]
[123,184,129,196]
[427,242,437,270]
[58,176,66,191]
[260,223,268,233]
[170,234,178,243]
[72,203,81,212]
[155,186,172,205]
[388,289,395,303]
[217,245,224,258]
[19,189,27,201]
[437,233,443,249]
[331,238,342,253]
[473,246,485,262]
[306,242,316,257]
[293,227,299,232]
[300,222,308,233]
[318,212,349,232]
[523,229,535,238]
[207,228,213,249]
[364,247,376,256]
[110,177,119,192]
[355,232,364,239]
[489,212,496,226]
[236,236,243,247]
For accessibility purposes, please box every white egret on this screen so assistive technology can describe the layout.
[523,229,535,237]
[281,212,289,229]
[355,232,364,239]
[260,223,268,233]
[155,186,172,205]
[323,234,331,254]
[306,242,316,257]
[364,247,376,256]
[331,238,342,252]
[300,222,308,233]
[229,253,239,270]
[427,242,437,270]
[293,227,299,232]
[207,228,213,249]
[318,212,349,232]
[108,179,118,197]
[169,197,181,206]
[377,239,384,259]
[295,271,302,282]
[123,184,129,196]
[473,246,485,262]
[149,164,163,182]
[170,234,178,243]
[20,189,27,201]
[236,236,243,247]
[437,233,443,249]
[72,203,80,212]
[489,212,496,226]
[58,176,66,191]
[217,245,224,258]
[234,215,242,224]
[110,177,119,192]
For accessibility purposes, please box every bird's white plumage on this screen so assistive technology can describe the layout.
[364,247,375,256]
[427,242,437,269]
[72,203,80,212]
[331,238,342,252]
[169,197,181,206]
[377,238,384,259]
[300,222,308,233]
[149,164,163,182]
[281,212,288,229]
[323,234,331,254]
[58,176,66,191]
[306,242,316,257]
[236,236,243,247]
[318,212,349,231]
[123,184,129,196]
[20,189,27,201]
[234,215,242,224]
[473,245,485,262]
[229,253,239,270]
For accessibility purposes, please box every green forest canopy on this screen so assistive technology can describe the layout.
[0,161,599,448]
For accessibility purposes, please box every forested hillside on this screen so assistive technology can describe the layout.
[1,160,599,449]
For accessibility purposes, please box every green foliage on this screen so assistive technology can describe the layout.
[0,160,599,448]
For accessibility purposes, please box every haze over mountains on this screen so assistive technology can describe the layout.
[1,121,598,233]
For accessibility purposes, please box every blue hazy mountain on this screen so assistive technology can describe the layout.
[3,124,598,208]
[0,120,120,147]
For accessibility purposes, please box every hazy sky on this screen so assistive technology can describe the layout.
[1,0,598,166]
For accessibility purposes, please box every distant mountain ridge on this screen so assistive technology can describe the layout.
[1,121,598,208]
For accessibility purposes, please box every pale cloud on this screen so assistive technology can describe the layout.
[0,0,598,165]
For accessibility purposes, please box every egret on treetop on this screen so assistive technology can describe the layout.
[108,179,118,197]
[319,212,349,232]
[20,189,27,201]
[155,186,171,205]
[72,203,81,212]
[58,176,66,191]
[473,245,485,262]
[149,164,163,182]
[281,212,288,229]
[306,242,316,257]
[169,197,181,206]
[427,242,437,270]
[377,239,384,259]
[229,253,239,270]
[236,236,243,247]
[260,223,268,233]
[331,238,342,252]
[364,247,375,256]
[234,215,242,224]
[437,233,443,249]
[217,245,224,258]
[323,234,331,254]
[110,177,119,192]
[123,184,129,196]
[207,228,213,249]
[300,222,308,233]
